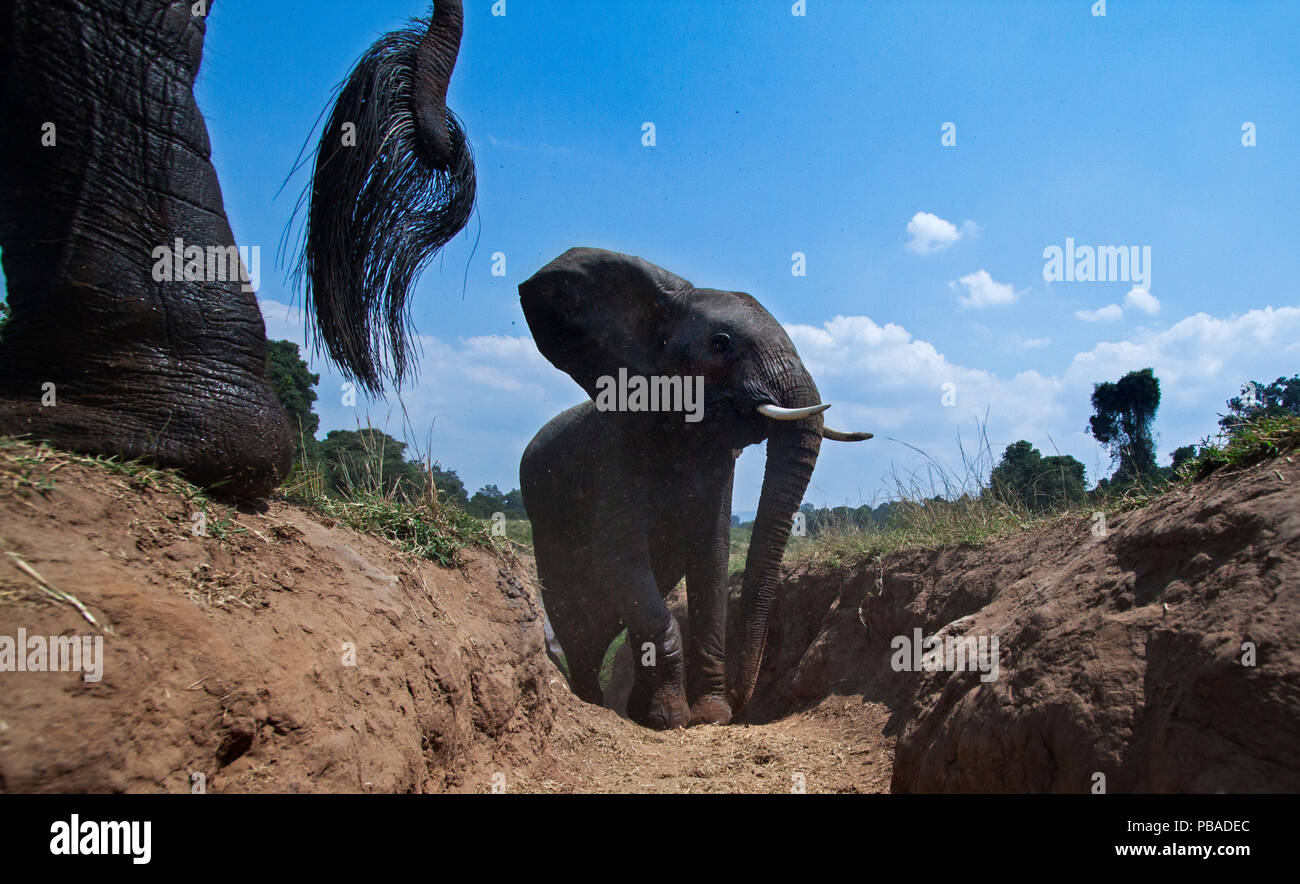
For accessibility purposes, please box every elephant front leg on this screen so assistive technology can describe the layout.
[684,470,735,726]
[624,615,690,731]
[596,495,690,730]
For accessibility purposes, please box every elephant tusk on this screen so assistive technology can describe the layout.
[822,427,874,442]
[756,403,831,421]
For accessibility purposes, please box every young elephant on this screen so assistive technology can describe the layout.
[519,248,871,729]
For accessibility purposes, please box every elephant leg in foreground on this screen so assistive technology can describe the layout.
[534,540,622,706]
[0,2,475,498]
[680,469,736,726]
[594,458,694,730]
[521,405,694,727]
[0,2,291,497]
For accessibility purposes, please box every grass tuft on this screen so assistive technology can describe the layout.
[734,414,1299,573]
[0,435,214,508]
[0,435,507,571]
[1180,414,1300,479]
[278,446,508,568]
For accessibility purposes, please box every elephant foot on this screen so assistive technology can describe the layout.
[631,677,690,731]
[689,694,732,726]
[626,620,690,730]
[0,389,291,501]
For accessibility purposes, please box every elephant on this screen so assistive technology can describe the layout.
[519,248,872,729]
[0,0,474,498]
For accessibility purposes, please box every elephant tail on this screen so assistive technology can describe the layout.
[290,2,476,395]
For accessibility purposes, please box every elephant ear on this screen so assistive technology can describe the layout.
[519,248,692,400]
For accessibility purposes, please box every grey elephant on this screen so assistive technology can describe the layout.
[519,248,871,729]
[0,1,473,497]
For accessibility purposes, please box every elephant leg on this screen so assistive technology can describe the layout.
[684,470,735,726]
[537,553,620,706]
[0,1,291,498]
[622,618,689,731]
[608,557,689,730]
[591,478,689,730]
[551,621,606,707]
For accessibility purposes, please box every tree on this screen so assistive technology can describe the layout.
[427,464,469,508]
[266,340,320,460]
[500,488,526,518]
[1169,444,1198,474]
[989,440,1087,512]
[466,484,527,519]
[1219,375,1300,434]
[1088,367,1161,483]
[795,500,899,536]
[317,429,423,499]
[0,297,9,340]
[466,484,504,518]
[1041,455,1086,498]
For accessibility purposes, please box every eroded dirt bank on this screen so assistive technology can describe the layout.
[0,453,555,792]
[729,452,1299,793]
[1,446,1295,792]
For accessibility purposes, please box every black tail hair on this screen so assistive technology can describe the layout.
[290,19,476,395]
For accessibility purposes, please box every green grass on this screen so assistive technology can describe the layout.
[291,490,502,567]
[598,630,627,693]
[0,436,506,570]
[731,414,1300,572]
[502,518,533,550]
[729,420,1046,569]
[280,457,507,568]
[0,435,217,513]
[728,522,752,576]
[775,497,1037,571]
[1180,413,1300,479]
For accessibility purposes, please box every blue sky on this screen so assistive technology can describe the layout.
[12,1,1300,510]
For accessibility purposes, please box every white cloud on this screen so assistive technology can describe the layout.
[1074,289,1159,323]
[258,297,1300,511]
[777,305,1300,508]
[1124,287,1161,315]
[786,314,1067,445]
[950,269,1020,308]
[1063,307,1300,408]
[1075,304,1123,322]
[906,212,975,255]
[1021,337,1052,349]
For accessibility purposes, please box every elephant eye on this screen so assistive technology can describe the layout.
[710,332,732,354]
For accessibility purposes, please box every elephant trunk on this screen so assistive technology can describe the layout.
[730,366,823,717]
[412,0,464,170]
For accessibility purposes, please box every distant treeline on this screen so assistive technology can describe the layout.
[740,367,1299,536]
[267,340,527,519]
[266,340,1295,530]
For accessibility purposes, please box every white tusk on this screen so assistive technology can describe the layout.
[823,427,874,442]
[756,402,831,421]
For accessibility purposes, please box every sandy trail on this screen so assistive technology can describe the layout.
[512,551,894,794]
[517,687,893,793]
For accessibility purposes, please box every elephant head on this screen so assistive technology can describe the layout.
[294,0,477,395]
[520,248,870,718]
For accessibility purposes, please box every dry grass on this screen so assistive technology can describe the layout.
[1182,413,1300,478]
[278,428,507,568]
[751,416,1297,571]
[0,435,504,573]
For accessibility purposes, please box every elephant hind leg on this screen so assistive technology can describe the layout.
[551,614,620,707]
[535,554,620,708]
[559,637,607,707]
